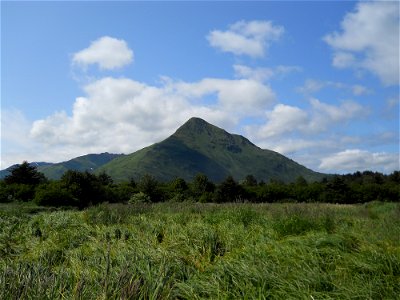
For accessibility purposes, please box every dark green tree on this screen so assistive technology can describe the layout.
[295,176,308,186]
[243,174,258,186]
[171,177,188,193]
[215,176,245,203]
[4,161,46,185]
[138,174,161,202]
[168,177,189,201]
[324,176,350,203]
[60,170,112,208]
[3,161,47,201]
[97,171,113,186]
[191,173,215,202]
[34,182,76,207]
[192,174,215,195]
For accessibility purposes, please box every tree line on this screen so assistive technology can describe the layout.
[1,161,399,208]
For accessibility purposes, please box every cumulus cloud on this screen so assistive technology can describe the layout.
[207,20,284,57]
[72,36,133,70]
[234,64,301,82]
[252,104,309,138]
[324,1,399,85]
[319,149,399,173]
[248,98,368,140]
[174,78,275,114]
[30,76,275,158]
[308,98,368,130]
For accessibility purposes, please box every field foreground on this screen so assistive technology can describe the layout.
[1,202,399,299]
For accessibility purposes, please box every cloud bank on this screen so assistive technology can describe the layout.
[319,149,399,173]
[29,76,276,158]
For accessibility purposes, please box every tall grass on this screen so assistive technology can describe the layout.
[0,202,399,299]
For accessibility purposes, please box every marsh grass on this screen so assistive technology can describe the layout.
[0,202,399,299]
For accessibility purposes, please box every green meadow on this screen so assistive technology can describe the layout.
[1,201,399,299]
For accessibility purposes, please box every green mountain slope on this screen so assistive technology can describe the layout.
[97,118,326,183]
[37,153,123,179]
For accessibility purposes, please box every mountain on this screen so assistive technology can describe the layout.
[0,153,124,180]
[96,117,326,183]
[38,153,124,179]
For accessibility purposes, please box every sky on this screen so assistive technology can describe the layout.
[1,1,399,174]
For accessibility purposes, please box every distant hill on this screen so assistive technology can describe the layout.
[38,153,124,179]
[0,153,123,180]
[96,117,326,183]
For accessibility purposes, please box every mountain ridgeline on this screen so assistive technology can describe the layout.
[0,153,123,180]
[96,118,325,183]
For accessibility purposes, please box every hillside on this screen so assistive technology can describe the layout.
[97,117,326,182]
[38,153,124,179]
[1,153,123,180]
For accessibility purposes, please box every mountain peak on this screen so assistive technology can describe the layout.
[179,117,212,130]
[173,117,256,149]
[174,117,222,137]
[186,117,209,125]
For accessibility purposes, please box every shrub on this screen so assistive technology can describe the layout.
[2,184,35,202]
[129,192,151,204]
[34,183,76,207]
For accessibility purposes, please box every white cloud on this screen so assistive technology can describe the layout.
[248,98,368,140]
[233,64,301,82]
[1,109,31,145]
[309,98,368,130]
[351,84,370,96]
[297,79,326,94]
[298,79,371,96]
[175,78,275,114]
[29,76,275,161]
[207,20,284,57]
[1,109,33,168]
[331,51,356,69]
[0,109,65,169]
[234,65,274,82]
[252,104,309,138]
[324,1,399,85]
[319,149,399,173]
[72,36,133,70]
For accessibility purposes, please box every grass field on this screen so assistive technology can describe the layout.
[1,201,399,299]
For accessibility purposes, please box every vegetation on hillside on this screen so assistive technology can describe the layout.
[96,117,326,183]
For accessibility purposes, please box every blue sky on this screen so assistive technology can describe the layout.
[1,1,399,174]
